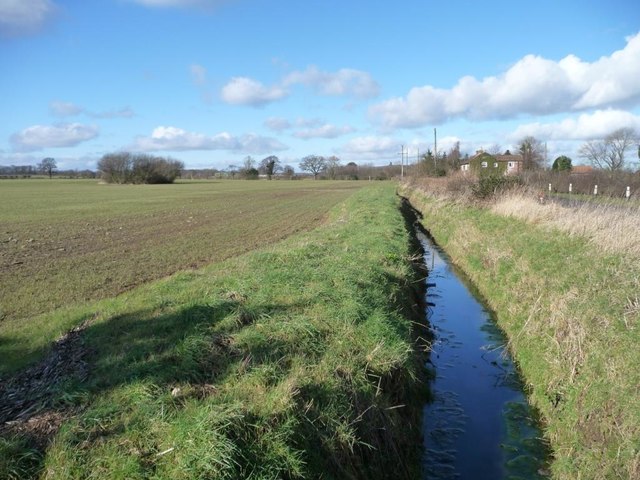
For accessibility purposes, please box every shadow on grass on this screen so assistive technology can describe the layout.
[1,297,313,477]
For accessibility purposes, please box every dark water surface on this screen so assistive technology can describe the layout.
[417,230,549,479]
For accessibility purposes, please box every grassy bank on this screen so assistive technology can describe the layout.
[1,184,424,479]
[401,182,640,479]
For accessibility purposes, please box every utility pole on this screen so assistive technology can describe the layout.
[399,145,404,179]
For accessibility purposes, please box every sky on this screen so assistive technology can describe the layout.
[1,0,640,172]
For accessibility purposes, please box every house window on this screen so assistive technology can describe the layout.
[481,161,487,168]
[493,162,498,168]
[508,161,514,168]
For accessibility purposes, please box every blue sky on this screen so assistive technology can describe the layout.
[1,0,639,171]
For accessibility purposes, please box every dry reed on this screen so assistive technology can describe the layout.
[490,190,640,257]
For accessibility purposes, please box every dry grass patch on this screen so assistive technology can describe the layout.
[491,190,640,257]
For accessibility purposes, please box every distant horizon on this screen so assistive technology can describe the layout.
[2,0,639,172]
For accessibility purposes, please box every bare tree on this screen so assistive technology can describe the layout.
[446,141,461,170]
[259,155,280,180]
[227,164,239,179]
[97,152,183,184]
[325,156,341,179]
[282,165,295,179]
[486,143,502,156]
[243,156,255,171]
[38,157,57,179]
[518,136,545,170]
[579,128,638,171]
[299,155,326,179]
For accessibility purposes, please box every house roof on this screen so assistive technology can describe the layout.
[570,165,595,174]
[460,151,523,165]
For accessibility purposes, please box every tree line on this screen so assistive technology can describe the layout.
[412,127,639,177]
[225,154,359,180]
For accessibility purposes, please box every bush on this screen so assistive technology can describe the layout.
[240,167,259,179]
[472,174,523,199]
[98,153,184,184]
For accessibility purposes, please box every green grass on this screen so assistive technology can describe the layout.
[0,179,364,373]
[1,184,424,479]
[402,184,640,480]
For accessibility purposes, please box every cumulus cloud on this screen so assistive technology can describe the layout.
[130,126,288,154]
[239,133,289,154]
[10,123,99,152]
[510,109,640,141]
[283,66,379,98]
[220,77,288,107]
[221,66,379,107]
[0,0,56,37]
[49,101,134,119]
[370,32,640,129]
[293,124,355,139]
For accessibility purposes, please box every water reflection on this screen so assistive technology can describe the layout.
[418,230,549,479]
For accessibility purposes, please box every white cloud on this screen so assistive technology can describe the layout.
[264,117,291,132]
[510,109,640,141]
[370,32,640,129]
[283,66,379,98]
[239,133,289,154]
[221,66,379,107]
[220,77,288,107]
[294,124,355,139]
[10,123,99,152]
[190,64,207,86]
[339,136,398,161]
[131,126,288,154]
[50,101,84,117]
[0,0,56,37]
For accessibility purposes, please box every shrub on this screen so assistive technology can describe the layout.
[552,156,572,171]
[240,167,259,179]
[472,174,523,199]
[98,153,184,184]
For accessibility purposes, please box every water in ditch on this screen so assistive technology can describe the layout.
[417,229,550,479]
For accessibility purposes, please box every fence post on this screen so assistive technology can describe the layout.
[594,184,598,195]
[569,183,572,194]
[548,183,552,192]
[627,186,631,200]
